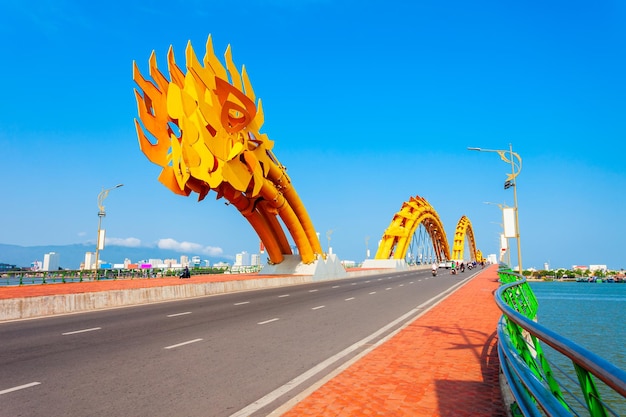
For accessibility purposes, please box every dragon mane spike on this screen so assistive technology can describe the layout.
[167,45,186,87]
[147,51,169,92]
[185,39,216,91]
[204,34,228,80]
[224,44,243,91]
[241,65,256,102]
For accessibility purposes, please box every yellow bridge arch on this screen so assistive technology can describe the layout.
[451,215,479,262]
[375,197,486,265]
[375,196,451,262]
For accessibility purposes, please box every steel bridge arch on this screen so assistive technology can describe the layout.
[451,215,479,262]
[375,196,451,262]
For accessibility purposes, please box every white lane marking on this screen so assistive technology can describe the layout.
[369,292,376,295]
[365,280,371,283]
[234,302,250,306]
[231,276,473,417]
[164,338,203,350]
[351,283,356,285]
[344,297,355,301]
[332,285,340,288]
[258,318,279,325]
[311,306,325,310]
[278,294,290,298]
[377,278,383,281]
[0,382,41,395]
[62,327,101,335]
[167,312,192,317]
[308,289,318,293]
[386,287,392,290]
[399,284,404,287]
[409,281,414,284]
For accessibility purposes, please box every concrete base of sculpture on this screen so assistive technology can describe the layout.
[360,259,409,271]
[260,253,348,280]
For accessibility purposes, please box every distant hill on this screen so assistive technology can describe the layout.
[0,243,230,269]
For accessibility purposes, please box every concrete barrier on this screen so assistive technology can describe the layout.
[0,268,400,322]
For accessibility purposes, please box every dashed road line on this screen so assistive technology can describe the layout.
[164,338,203,350]
[345,297,355,301]
[62,327,101,336]
[234,302,250,306]
[311,306,325,310]
[167,312,192,317]
[0,382,41,395]
[278,294,290,298]
[258,318,280,325]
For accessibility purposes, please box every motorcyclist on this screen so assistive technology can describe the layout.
[431,262,438,276]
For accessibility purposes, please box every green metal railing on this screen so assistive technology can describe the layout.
[496,267,626,416]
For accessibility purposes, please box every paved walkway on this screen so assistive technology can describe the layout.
[280,264,507,417]
[0,266,508,416]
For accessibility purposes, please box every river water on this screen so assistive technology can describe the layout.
[528,281,626,415]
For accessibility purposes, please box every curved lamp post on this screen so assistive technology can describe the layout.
[94,184,124,277]
[468,144,523,272]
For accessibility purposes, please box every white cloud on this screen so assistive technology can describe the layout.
[106,237,142,247]
[157,238,223,256]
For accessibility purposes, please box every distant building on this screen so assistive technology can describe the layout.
[342,260,356,268]
[235,251,250,266]
[0,263,16,272]
[43,252,60,271]
[180,255,189,267]
[84,252,95,270]
[589,264,607,273]
[30,260,42,271]
[251,254,261,266]
[192,256,201,266]
[148,258,164,266]
[213,261,230,270]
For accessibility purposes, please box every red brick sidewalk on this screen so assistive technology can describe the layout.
[280,265,507,417]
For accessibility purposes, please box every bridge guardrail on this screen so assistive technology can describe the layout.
[495,267,626,416]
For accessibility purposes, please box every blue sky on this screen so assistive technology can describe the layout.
[1,0,625,270]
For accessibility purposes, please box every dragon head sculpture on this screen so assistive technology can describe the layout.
[133,35,323,264]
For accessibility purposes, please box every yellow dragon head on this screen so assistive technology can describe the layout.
[132,35,323,264]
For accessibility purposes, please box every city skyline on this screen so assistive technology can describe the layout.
[1,1,625,270]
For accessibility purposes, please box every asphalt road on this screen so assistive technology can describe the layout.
[0,268,475,417]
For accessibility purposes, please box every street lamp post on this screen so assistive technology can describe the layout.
[468,144,523,273]
[94,184,124,278]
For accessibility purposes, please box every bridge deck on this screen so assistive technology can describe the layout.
[1,266,507,416]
